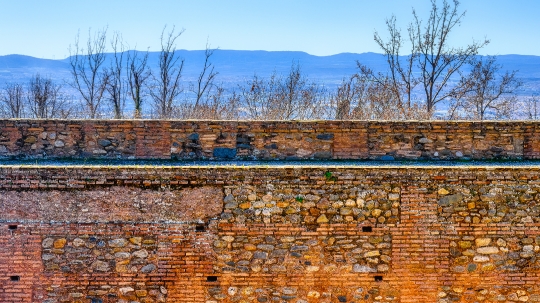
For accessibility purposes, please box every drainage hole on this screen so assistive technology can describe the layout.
[362,226,372,232]
[206,276,218,282]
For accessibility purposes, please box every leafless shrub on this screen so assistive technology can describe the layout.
[27,74,72,118]
[331,65,429,120]
[174,86,241,120]
[240,63,326,120]
[521,95,540,120]
[0,83,25,118]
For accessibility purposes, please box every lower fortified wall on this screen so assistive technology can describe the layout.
[2,165,540,303]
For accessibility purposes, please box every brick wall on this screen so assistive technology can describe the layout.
[1,120,538,160]
[2,165,540,302]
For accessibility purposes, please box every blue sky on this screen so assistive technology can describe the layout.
[0,0,538,59]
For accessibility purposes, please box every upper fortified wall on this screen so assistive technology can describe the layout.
[1,120,540,303]
[0,120,538,160]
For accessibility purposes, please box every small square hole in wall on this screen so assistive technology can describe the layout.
[8,225,17,230]
[362,226,372,232]
[374,275,383,282]
[195,224,205,232]
[206,276,218,282]
[10,276,20,281]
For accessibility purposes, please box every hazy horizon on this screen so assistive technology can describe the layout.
[4,49,540,62]
[1,0,540,59]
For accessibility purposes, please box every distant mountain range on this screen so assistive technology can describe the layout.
[1,50,540,95]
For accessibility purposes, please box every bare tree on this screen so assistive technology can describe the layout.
[450,56,522,120]
[68,28,109,118]
[177,43,222,119]
[26,74,71,118]
[0,83,25,118]
[191,43,219,111]
[105,32,126,119]
[373,15,420,114]
[367,0,489,116]
[126,49,151,119]
[149,26,185,118]
[413,0,489,113]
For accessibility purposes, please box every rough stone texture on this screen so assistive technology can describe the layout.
[0,119,538,160]
[3,163,540,302]
[219,184,400,226]
[212,226,392,274]
[449,234,540,272]
[42,235,157,274]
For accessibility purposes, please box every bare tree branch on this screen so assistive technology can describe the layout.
[105,32,126,119]
[68,27,109,118]
[149,25,185,118]
[373,15,420,113]
[193,42,218,109]
[127,48,151,119]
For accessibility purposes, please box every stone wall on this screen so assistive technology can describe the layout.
[2,165,540,302]
[1,120,538,160]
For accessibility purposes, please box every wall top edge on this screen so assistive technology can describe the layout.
[2,119,540,124]
[1,164,540,170]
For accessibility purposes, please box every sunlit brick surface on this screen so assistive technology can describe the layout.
[1,165,540,302]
